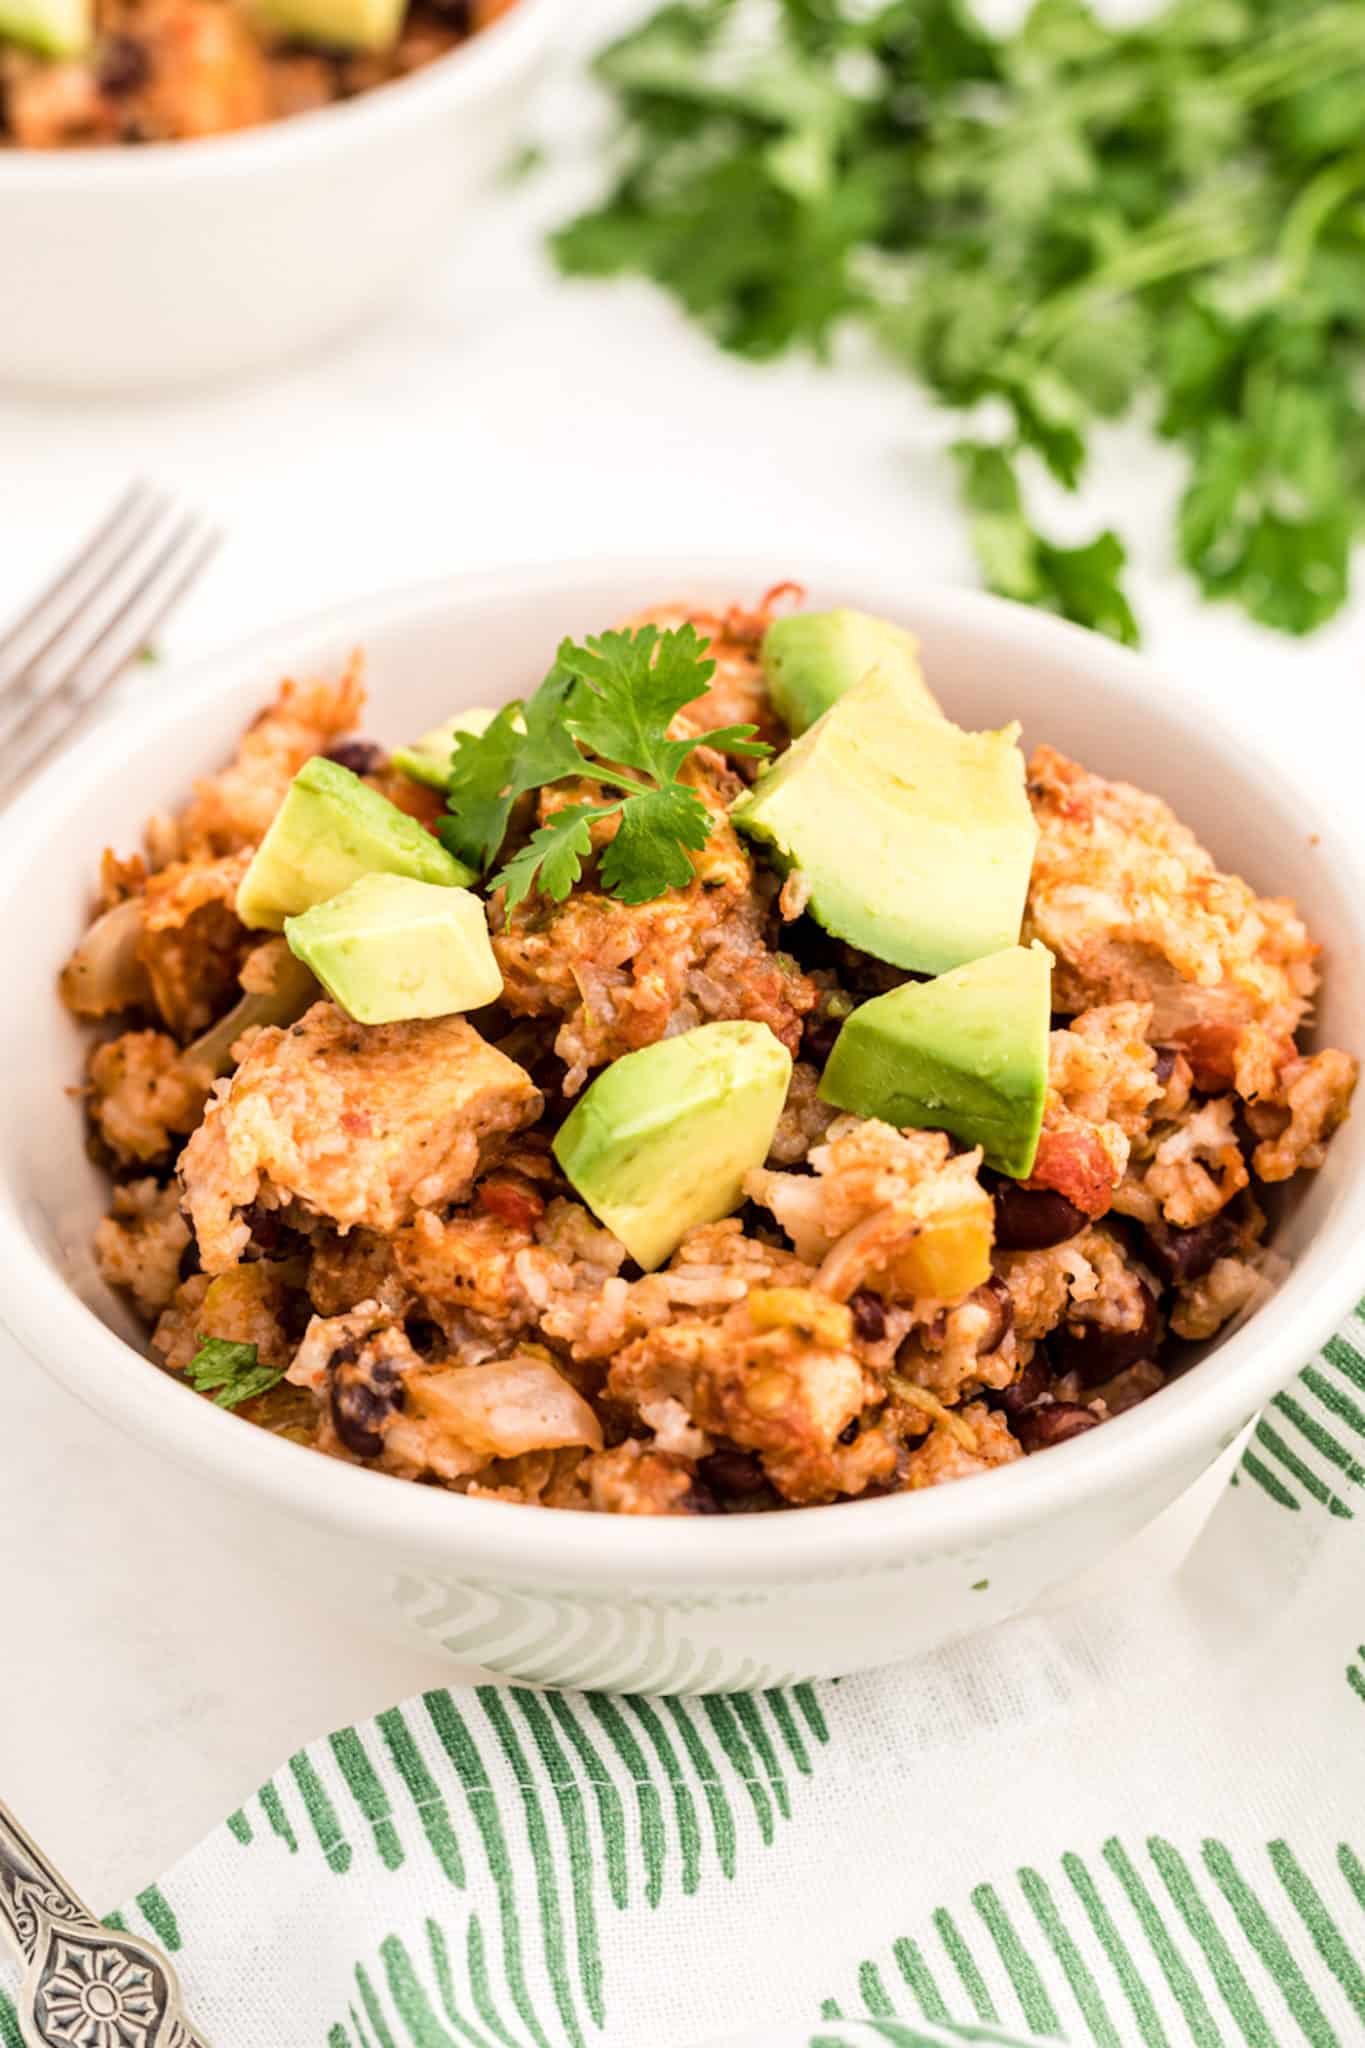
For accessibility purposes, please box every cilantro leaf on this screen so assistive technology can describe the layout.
[513,665,584,793]
[468,622,770,914]
[558,623,716,780]
[598,782,713,903]
[441,703,526,870]
[442,669,582,872]
[559,622,766,783]
[494,802,620,914]
[185,1336,283,1410]
[955,441,1139,645]
[552,0,1365,639]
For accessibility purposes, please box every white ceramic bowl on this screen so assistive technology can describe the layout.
[2,558,1363,1695]
[0,0,563,391]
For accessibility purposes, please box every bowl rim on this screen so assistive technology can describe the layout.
[0,0,563,188]
[2,555,1363,1593]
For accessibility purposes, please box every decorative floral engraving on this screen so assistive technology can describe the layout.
[1,1806,209,2047]
[31,1934,165,2048]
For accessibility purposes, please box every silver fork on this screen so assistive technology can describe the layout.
[0,483,219,803]
[0,1796,211,2046]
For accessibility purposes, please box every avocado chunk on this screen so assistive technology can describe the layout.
[553,1021,792,1271]
[0,0,90,55]
[251,0,402,51]
[761,608,940,736]
[237,756,474,931]
[391,708,500,791]
[284,873,502,1025]
[731,673,1036,975]
[820,943,1053,1177]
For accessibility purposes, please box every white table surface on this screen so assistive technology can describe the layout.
[2,6,1362,1914]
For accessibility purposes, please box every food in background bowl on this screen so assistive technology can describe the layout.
[0,0,514,146]
[63,590,1356,1516]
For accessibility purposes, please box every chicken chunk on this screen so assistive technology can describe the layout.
[94,1178,191,1319]
[494,798,814,1092]
[152,1261,296,1376]
[88,1030,211,1167]
[136,850,251,1038]
[582,1442,700,1516]
[906,1403,1022,1489]
[747,1118,994,1306]
[169,663,365,861]
[609,1290,895,1505]
[181,1002,542,1272]
[1027,1003,1162,1219]
[1024,745,1320,1088]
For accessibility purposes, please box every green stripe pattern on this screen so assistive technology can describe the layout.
[389,1572,797,1695]
[1240,1304,1365,1520]
[303,1683,828,2046]
[832,1833,1365,2046]
[802,2024,1045,2046]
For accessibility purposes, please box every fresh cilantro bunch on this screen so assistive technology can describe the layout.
[552,0,1365,640]
[439,622,768,909]
[185,1336,283,1409]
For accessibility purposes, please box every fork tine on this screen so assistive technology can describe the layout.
[0,483,166,698]
[0,499,189,755]
[1,517,218,801]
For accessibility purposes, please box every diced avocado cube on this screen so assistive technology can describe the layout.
[553,1020,792,1271]
[391,707,500,791]
[761,608,941,735]
[251,0,402,52]
[284,874,502,1025]
[731,673,1037,975]
[237,756,474,932]
[820,942,1053,1177]
[0,0,90,56]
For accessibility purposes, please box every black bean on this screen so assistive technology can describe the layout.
[177,1235,202,1282]
[849,1289,887,1342]
[698,1448,767,1498]
[992,1351,1049,1419]
[1016,1402,1101,1452]
[800,1010,844,1064]
[330,1348,404,1459]
[281,1289,314,1343]
[405,1316,446,1359]
[1153,1047,1178,1086]
[1049,1279,1159,1388]
[837,1418,860,1445]
[992,1181,1086,1251]
[240,1203,285,1257]
[323,738,385,777]
[1143,1212,1237,1287]
[96,33,150,96]
[974,1275,1014,1352]
[686,1481,724,1515]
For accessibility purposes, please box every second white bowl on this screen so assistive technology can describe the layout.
[0,0,564,391]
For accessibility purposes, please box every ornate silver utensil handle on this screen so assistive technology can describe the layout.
[0,1796,211,2047]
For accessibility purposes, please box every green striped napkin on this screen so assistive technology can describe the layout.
[7,1299,1365,2048]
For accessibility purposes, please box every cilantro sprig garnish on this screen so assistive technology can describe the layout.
[440,622,768,910]
[552,0,1365,641]
[185,1336,284,1410]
